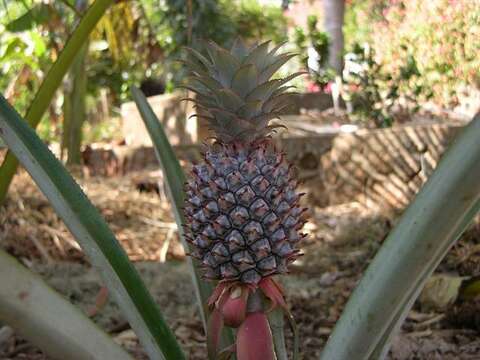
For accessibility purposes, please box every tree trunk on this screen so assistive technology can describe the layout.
[64,0,89,165]
[66,43,88,165]
[61,80,72,162]
[323,0,345,75]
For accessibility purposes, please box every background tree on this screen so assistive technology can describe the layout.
[62,0,88,165]
[323,0,345,74]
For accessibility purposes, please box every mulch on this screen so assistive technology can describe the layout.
[1,169,479,359]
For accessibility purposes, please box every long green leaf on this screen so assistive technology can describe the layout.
[0,0,114,204]
[0,248,133,360]
[268,309,288,360]
[131,86,235,352]
[0,95,185,360]
[321,114,480,360]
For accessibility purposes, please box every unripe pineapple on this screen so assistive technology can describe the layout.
[183,39,307,359]
[183,39,306,286]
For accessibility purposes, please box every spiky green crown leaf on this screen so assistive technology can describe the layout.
[183,39,303,142]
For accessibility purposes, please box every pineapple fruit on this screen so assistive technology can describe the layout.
[182,39,306,359]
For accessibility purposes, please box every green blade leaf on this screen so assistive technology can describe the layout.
[321,114,480,360]
[267,42,288,59]
[231,64,258,98]
[246,73,304,103]
[131,86,209,321]
[230,37,249,60]
[0,0,115,204]
[0,248,133,360]
[184,46,214,72]
[205,41,241,87]
[268,308,288,360]
[186,74,223,93]
[258,53,297,84]
[238,100,263,119]
[0,95,185,360]
[130,86,235,353]
[242,40,272,72]
[215,89,245,112]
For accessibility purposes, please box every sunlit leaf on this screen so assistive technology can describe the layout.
[0,248,133,360]
[5,3,50,32]
[30,31,46,57]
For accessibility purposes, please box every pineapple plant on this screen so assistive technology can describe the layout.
[182,39,307,359]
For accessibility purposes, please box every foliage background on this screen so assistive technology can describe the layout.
[1,0,478,143]
[0,0,287,144]
[344,0,480,107]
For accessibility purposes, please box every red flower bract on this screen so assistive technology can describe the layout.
[236,312,275,360]
[207,277,288,358]
[221,285,249,328]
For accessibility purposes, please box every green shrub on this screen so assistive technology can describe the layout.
[234,0,288,45]
[343,42,424,127]
[345,0,480,107]
[293,15,334,89]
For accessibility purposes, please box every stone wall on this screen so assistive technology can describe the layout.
[120,91,337,147]
[121,92,197,147]
[286,92,339,114]
[81,134,337,177]
[322,123,463,210]
[110,93,466,211]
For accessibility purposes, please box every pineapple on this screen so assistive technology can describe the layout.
[182,39,306,359]
[183,39,306,284]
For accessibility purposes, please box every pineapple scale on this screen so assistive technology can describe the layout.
[184,141,306,285]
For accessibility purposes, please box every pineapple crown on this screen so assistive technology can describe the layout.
[182,38,304,142]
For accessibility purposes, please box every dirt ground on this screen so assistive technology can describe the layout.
[1,169,479,359]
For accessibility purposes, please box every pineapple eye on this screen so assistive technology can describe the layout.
[251,175,270,193]
[226,171,245,191]
[257,256,277,272]
[239,161,259,180]
[263,213,280,234]
[284,216,298,229]
[226,230,246,252]
[250,199,269,219]
[213,215,231,235]
[193,210,208,222]
[271,228,287,243]
[200,186,216,199]
[276,201,290,215]
[214,177,227,190]
[243,221,264,244]
[230,206,250,227]
[193,235,210,249]
[250,239,271,260]
[220,263,240,279]
[205,201,219,214]
[235,185,256,205]
[232,251,255,272]
[273,242,294,257]
[240,269,261,284]
[212,243,229,261]
[219,192,236,211]
[202,225,217,239]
